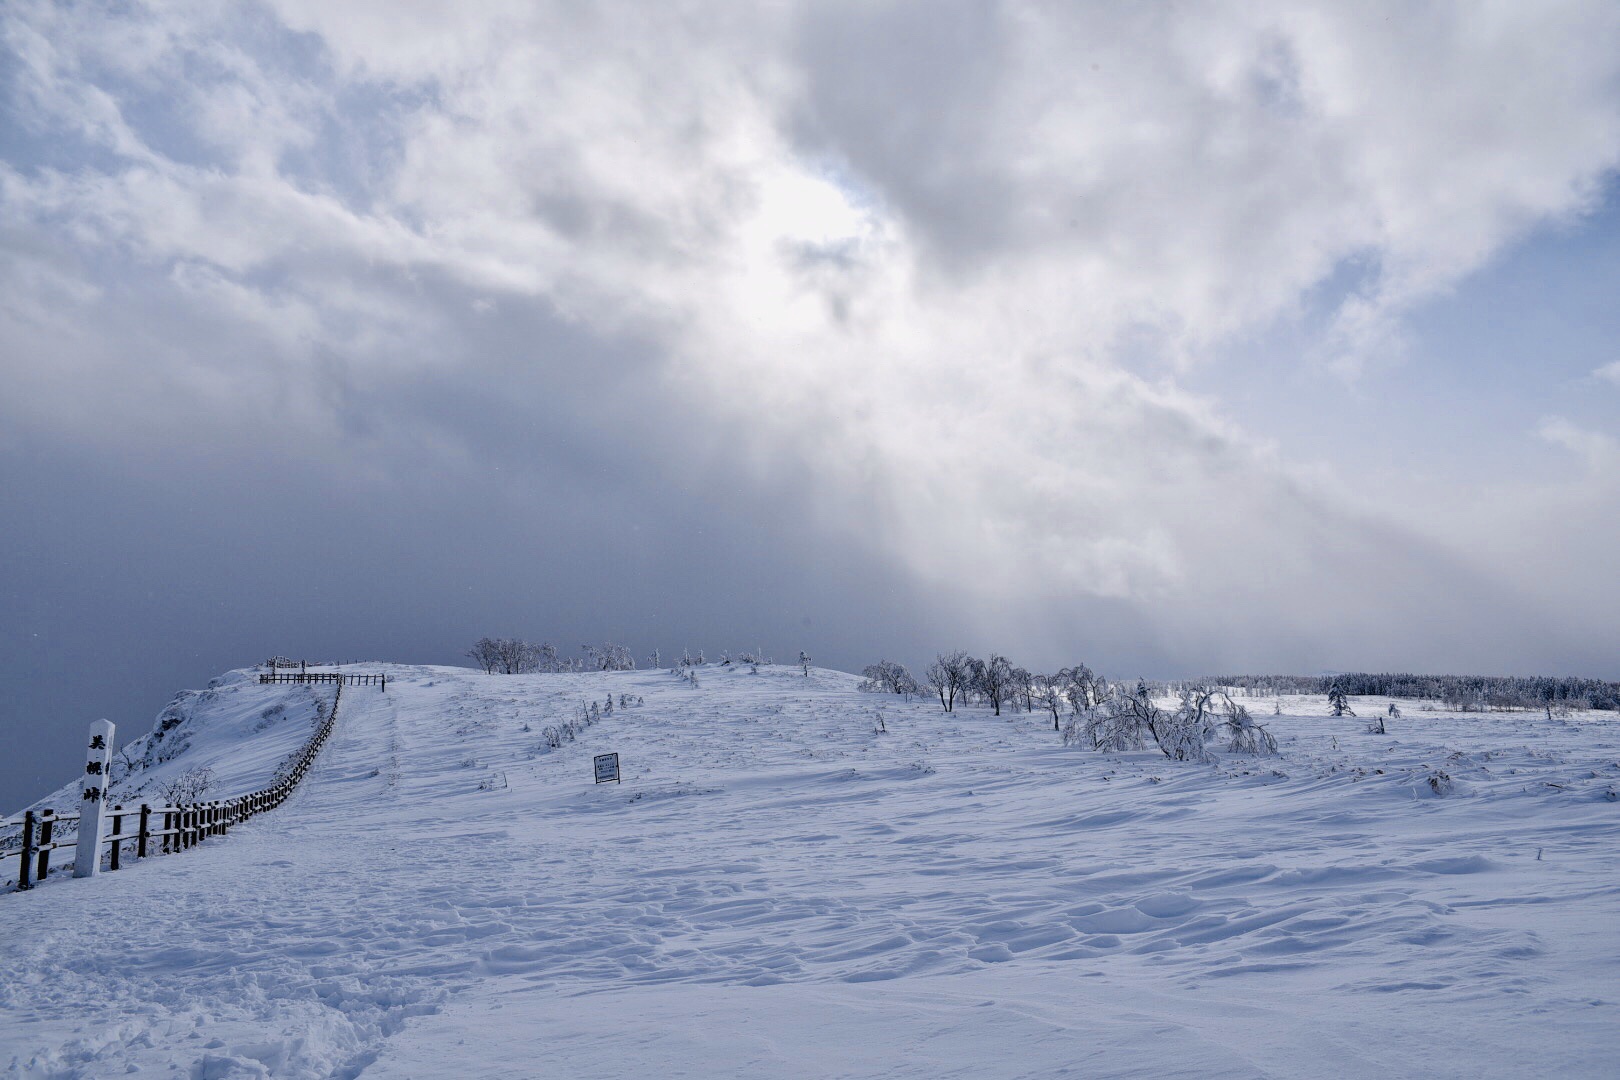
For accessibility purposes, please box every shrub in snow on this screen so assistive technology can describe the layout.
[1148,706,1209,763]
[1074,683,1259,763]
[108,744,145,787]
[1220,698,1278,755]
[1426,770,1454,796]
[157,766,216,805]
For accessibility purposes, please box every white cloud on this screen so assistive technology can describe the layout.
[1594,360,1620,387]
[4,0,1620,671]
[1539,417,1620,476]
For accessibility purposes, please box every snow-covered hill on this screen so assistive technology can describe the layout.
[3,663,1619,1078]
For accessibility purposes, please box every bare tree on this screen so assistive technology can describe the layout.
[494,638,539,674]
[1011,667,1034,712]
[467,637,501,674]
[926,651,970,712]
[974,654,1016,716]
[1059,665,1106,711]
[1032,674,1066,731]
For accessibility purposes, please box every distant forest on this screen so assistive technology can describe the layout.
[1207,673,1620,712]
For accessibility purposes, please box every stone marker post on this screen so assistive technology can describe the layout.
[74,719,115,878]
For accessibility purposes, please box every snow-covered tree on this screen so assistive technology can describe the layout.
[859,660,920,695]
[1327,684,1355,717]
[1059,665,1106,711]
[1082,684,1157,751]
[1219,696,1277,755]
[583,643,635,671]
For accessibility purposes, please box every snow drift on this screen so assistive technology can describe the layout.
[3,662,1618,1078]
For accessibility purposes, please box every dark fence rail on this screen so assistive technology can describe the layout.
[259,672,387,689]
[3,681,345,893]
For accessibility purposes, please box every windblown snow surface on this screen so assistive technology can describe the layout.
[3,663,1619,1078]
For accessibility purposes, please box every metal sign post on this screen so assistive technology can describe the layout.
[593,752,621,784]
[74,719,115,878]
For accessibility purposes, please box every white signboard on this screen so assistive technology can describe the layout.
[593,752,621,784]
[75,719,115,878]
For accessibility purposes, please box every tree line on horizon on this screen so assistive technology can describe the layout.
[465,639,784,676]
[1208,672,1620,712]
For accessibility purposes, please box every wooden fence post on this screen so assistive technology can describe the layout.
[37,810,55,882]
[74,719,115,878]
[18,810,35,890]
[137,804,151,859]
[109,806,123,871]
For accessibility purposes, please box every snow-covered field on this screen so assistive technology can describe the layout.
[3,663,1619,1078]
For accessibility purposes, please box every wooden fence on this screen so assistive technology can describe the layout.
[258,671,387,689]
[2,680,345,893]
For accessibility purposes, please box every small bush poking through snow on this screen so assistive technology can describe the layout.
[157,766,216,805]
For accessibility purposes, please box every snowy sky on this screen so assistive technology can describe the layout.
[4,1,1620,802]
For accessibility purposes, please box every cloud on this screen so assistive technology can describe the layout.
[1594,360,1620,387]
[3,0,1620,681]
[1539,417,1620,477]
